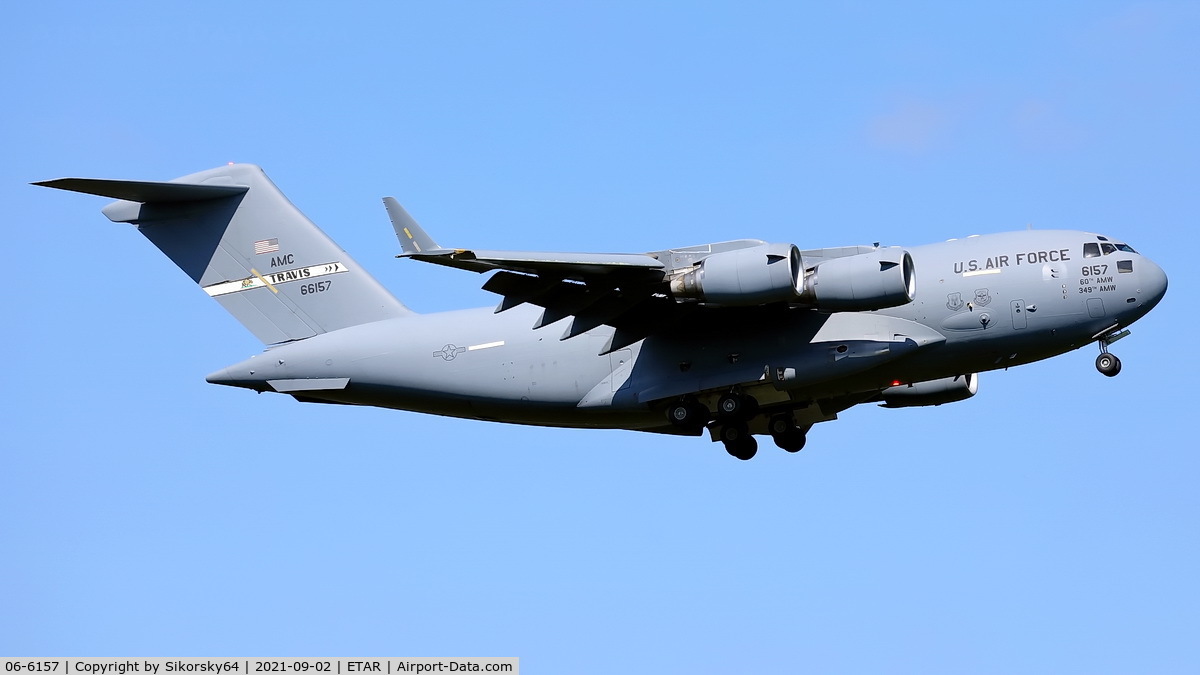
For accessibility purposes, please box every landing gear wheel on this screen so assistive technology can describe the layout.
[719,421,749,444]
[724,435,758,461]
[773,428,807,453]
[719,422,758,460]
[767,414,794,437]
[717,392,759,420]
[666,398,709,430]
[767,414,807,452]
[1096,353,1122,377]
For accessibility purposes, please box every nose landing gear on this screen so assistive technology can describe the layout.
[1094,326,1131,377]
[1096,351,1122,377]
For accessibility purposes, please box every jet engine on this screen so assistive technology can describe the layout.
[669,244,915,310]
[880,373,977,408]
[669,243,803,305]
[799,248,915,311]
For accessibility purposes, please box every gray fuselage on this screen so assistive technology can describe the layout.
[207,229,1168,434]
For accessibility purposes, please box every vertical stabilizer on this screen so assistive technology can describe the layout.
[37,164,412,344]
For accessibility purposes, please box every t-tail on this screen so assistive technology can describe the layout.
[35,164,412,344]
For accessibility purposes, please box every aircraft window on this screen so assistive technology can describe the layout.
[1083,243,1100,258]
[1115,243,1137,253]
[1118,260,1134,274]
[1101,243,1117,255]
[1097,235,1109,241]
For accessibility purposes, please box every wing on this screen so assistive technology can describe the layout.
[382,198,916,354]
[385,197,667,277]
[385,198,771,353]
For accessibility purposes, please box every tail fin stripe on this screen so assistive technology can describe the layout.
[203,261,348,297]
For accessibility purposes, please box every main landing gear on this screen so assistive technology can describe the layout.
[668,391,810,460]
[665,397,709,435]
[718,421,758,460]
[713,392,760,460]
[719,413,809,460]
[768,414,808,453]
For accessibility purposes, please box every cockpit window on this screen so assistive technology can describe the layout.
[1084,241,1132,257]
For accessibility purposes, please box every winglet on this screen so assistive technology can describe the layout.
[384,197,442,256]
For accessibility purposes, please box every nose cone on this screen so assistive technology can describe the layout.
[1140,257,1168,310]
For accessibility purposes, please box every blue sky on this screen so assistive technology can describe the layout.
[2,1,1197,672]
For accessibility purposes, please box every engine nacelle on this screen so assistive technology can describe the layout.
[801,248,915,311]
[670,243,803,305]
[880,373,977,408]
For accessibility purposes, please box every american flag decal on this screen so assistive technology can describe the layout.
[254,238,280,255]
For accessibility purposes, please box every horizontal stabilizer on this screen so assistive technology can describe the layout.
[33,178,247,203]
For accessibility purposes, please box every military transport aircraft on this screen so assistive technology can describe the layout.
[36,164,1168,459]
